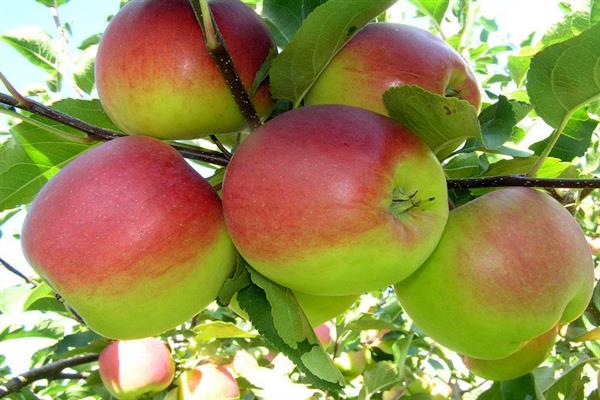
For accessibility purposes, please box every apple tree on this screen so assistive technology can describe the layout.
[0,0,600,399]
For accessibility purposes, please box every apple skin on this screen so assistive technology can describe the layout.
[176,364,240,400]
[395,187,594,360]
[229,291,357,327]
[222,105,449,296]
[98,338,175,400]
[95,0,274,139]
[463,327,558,381]
[314,321,335,346]
[334,349,369,380]
[305,23,481,114]
[21,136,236,339]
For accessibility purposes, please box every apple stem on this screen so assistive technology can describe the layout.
[188,0,262,131]
[0,257,36,287]
[210,134,232,159]
[447,175,600,189]
[0,354,99,398]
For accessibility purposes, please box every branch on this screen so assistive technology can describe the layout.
[0,92,230,166]
[447,175,600,189]
[188,0,261,130]
[0,257,36,286]
[0,354,98,398]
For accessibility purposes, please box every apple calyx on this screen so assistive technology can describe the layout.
[390,188,436,215]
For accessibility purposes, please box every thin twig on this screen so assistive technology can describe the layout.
[447,175,600,189]
[187,0,261,130]
[0,354,99,398]
[209,135,232,159]
[0,257,36,286]
[0,92,230,166]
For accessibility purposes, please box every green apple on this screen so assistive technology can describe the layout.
[96,0,274,139]
[305,23,481,114]
[463,327,558,381]
[22,136,236,339]
[396,188,594,360]
[176,364,240,400]
[334,348,369,380]
[222,105,449,296]
[98,338,175,399]
[229,291,357,327]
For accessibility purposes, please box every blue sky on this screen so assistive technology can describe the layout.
[1,0,120,94]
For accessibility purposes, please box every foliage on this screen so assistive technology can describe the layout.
[0,0,599,399]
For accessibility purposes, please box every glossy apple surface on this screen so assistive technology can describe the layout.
[99,338,175,400]
[396,188,594,359]
[96,0,274,139]
[222,105,448,296]
[305,23,481,114]
[177,364,240,400]
[463,327,557,381]
[22,136,236,339]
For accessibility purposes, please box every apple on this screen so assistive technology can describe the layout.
[98,338,175,399]
[95,0,274,139]
[21,136,236,339]
[463,327,558,381]
[305,23,481,114]
[314,321,335,346]
[334,348,369,380]
[222,105,449,296]
[229,291,357,327]
[175,364,240,400]
[395,187,594,360]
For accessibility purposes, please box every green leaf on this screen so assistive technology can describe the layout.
[53,330,103,357]
[483,157,576,178]
[383,85,481,159]
[527,23,600,129]
[544,360,589,400]
[78,33,101,50]
[479,96,517,149]
[216,254,251,306]
[477,383,503,400]
[23,282,55,310]
[593,0,600,25]
[500,374,542,400]
[270,0,396,106]
[359,362,401,399]
[0,27,59,73]
[34,0,70,7]
[507,54,532,87]
[193,321,256,342]
[0,285,32,314]
[73,45,96,94]
[0,321,63,341]
[407,0,449,25]
[237,267,344,391]
[0,99,119,211]
[444,153,486,178]
[530,109,598,161]
[0,138,46,211]
[541,11,592,47]
[262,0,327,45]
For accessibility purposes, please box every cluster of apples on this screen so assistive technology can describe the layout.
[98,338,239,399]
[20,0,595,391]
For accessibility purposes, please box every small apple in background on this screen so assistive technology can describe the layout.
[395,187,594,360]
[174,364,240,400]
[305,24,481,114]
[96,0,274,139]
[314,321,335,347]
[463,327,558,381]
[222,105,449,296]
[21,136,236,339]
[229,291,357,327]
[334,348,370,380]
[98,338,175,400]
